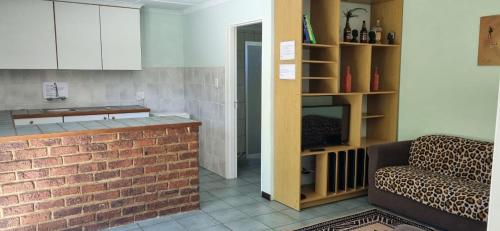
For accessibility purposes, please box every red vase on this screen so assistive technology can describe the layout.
[371,67,380,92]
[344,65,352,93]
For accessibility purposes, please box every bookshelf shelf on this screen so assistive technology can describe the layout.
[274,0,403,210]
[303,60,335,64]
[302,77,336,80]
[303,43,337,48]
[340,42,400,47]
[362,113,385,119]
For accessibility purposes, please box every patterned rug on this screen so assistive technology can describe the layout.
[295,209,437,231]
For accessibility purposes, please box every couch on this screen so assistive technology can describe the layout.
[367,135,493,231]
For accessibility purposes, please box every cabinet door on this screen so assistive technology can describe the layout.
[109,112,150,120]
[100,6,142,70]
[14,117,63,126]
[64,114,109,123]
[0,0,57,69]
[55,2,102,70]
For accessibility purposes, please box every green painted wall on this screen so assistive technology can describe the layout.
[141,8,184,67]
[182,0,265,67]
[398,0,500,141]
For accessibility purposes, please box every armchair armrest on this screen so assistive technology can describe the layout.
[367,141,412,187]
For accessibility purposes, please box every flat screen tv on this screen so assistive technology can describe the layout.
[301,104,350,150]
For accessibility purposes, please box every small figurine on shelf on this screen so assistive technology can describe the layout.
[369,31,377,44]
[371,66,381,92]
[343,8,367,42]
[344,65,352,93]
[387,32,396,44]
[352,30,359,43]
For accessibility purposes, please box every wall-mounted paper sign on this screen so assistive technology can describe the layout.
[280,41,295,61]
[279,64,296,80]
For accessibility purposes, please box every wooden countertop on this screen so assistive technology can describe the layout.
[11,105,150,119]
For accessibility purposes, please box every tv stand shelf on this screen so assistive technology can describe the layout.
[274,0,403,210]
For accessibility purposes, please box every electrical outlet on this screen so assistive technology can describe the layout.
[136,92,145,101]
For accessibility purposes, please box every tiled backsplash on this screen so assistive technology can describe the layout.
[0,67,228,178]
[184,67,226,177]
[0,68,185,113]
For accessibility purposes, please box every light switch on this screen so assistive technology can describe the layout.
[136,92,145,101]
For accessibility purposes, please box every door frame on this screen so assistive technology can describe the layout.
[225,20,263,179]
[244,41,263,157]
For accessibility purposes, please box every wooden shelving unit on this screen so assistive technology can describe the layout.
[274,0,403,210]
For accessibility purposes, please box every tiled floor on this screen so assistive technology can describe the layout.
[107,160,376,231]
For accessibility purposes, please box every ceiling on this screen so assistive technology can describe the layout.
[113,0,212,10]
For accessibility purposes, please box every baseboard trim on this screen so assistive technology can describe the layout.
[261,191,271,201]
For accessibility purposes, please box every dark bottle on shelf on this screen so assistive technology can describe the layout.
[344,20,353,42]
[360,20,368,43]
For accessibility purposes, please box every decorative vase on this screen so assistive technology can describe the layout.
[371,66,380,92]
[344,65,352,93]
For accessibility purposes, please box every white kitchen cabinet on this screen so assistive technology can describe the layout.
[109,112,150,120]
[14,117,63,126]
[0,0,57,69]
[64,114,109,123]
[54,2,102,70]
[100,6,142,70]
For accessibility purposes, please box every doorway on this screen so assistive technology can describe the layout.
[236,23,263,177]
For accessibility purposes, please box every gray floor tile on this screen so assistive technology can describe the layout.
[107,223,141,231]
[170,210,205,220]
[237,203,276,217]
[200,200,233,213]
[303,203,346,217]
[208,188,242,198]
[253,212,296,228]
[141,220,186,231]
[207,208,249,223]
[224,218,270,231]
[137,215,172,227]
[235,184,260,194]
[194,224,231,231]
[176,213,219,230]
[222,195,257,207]
[200,191,218,202]
[280,208,317,221]
[265,201,290,211]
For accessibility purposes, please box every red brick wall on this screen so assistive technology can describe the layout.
[0,125,200,231]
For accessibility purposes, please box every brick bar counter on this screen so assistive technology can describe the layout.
[0,116,201,231]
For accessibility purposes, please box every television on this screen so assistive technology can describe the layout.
[301,104,350,150]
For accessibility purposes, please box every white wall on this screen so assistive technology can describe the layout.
[183,0,274,195]
[488,81,500,230]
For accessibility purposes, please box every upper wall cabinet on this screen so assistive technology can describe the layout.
[100,6,142,70]
[0,0,142,70]
[0,0,57,69]
[55,2,103,70]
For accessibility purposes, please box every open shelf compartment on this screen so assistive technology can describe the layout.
[301,154,328,203]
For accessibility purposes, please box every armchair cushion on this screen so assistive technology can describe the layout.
[375,165,490,222]
[408,135,493,184]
